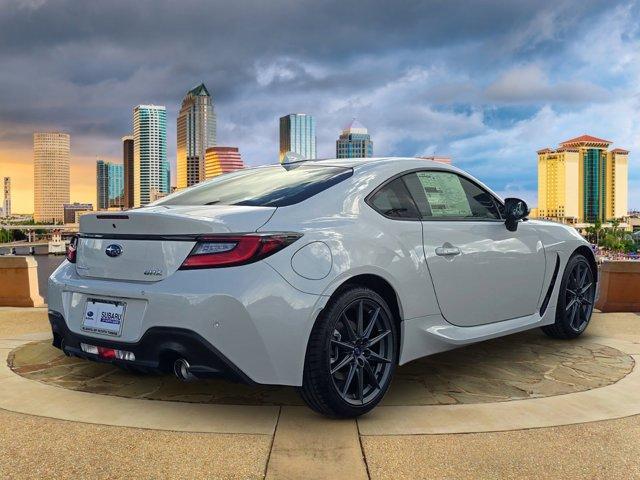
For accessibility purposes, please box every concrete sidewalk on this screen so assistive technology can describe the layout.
[0,308,639,479]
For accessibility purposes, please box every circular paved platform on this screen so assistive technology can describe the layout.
[7,330,634,406]
[2,317,640,435]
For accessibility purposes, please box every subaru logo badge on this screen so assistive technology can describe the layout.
[105,244,123,258]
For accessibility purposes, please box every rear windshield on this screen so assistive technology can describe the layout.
[154,164,353,207]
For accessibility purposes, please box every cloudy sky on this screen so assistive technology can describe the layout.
[0,0,638,212]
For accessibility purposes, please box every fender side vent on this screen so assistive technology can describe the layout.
[540,254,560,316]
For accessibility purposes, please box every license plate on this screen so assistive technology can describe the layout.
[82,298,126,336]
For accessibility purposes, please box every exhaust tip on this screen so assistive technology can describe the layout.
[173,358,197,382]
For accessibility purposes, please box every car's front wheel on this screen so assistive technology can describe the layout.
[542,253,596,339]
[299,286,397,418]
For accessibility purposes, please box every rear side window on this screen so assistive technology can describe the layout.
[154,165,353,207]
[367,177,420,219]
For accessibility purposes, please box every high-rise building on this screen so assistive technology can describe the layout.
[63,202,93,224]
[33,132,70,223]
[97,160,125,210]
[177,83,216,188]
[336,119,373,158]
[109,163,124,208]
[2,177,10,217]
[133,105,169,207]
[537,135,629,223]
[97,160,109,210]
[279,114,316,162]
[122,135,134,208]
[204,147,244,179]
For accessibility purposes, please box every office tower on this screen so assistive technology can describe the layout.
[204,147,244,179]
[2,177,10,217]
[122,135,134,208]
[108,163,124,208]
[537,135,629,223]
[279,114,316,162]
[97,160,125,210]
[336,119,373,158]
[63,202,93,224]
[177,83,216,188]
[133,105,168,206]
[33,132,70,223]
[96,160,109,210]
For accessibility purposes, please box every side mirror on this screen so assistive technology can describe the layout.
[504,198,529,232]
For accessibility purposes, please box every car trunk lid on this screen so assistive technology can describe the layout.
[76,205,276,282]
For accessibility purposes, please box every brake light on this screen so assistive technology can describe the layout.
[66,236,78,263]
[179,233,301,269]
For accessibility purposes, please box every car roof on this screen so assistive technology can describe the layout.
[305,157,504,203]
[306,157,456,170]
[251,157,459,173]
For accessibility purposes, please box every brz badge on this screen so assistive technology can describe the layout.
[105,244,123,258]
[144,269,163,276]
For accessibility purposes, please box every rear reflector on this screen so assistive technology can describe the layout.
[179,233,302,269]
[81,343,136,361]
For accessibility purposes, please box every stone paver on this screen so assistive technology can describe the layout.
[10,331,633,406]
[266,407,368,480]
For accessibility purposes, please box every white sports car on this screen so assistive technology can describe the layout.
[48,158,597,417]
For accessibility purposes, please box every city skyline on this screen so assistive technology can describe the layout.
[0,1,639,213]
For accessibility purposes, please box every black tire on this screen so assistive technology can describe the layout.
[299,286,398,418]
[542,253,596,339]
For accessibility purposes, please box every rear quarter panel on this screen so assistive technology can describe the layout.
[261,167,440,321]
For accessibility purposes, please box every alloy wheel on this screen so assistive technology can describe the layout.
[329,298,394,405]
[564,260,595,332]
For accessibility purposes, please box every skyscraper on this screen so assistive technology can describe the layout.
[537,135,629,223]
[204,147,244,179]
[2,177,10,217]
[177,83,216,188]
[133,105,169,206]
[33,132,70,223]
[97,160,125,210]
[122,135,134,208]
[336,119,373,158]
[279,114,316,162]
[96,160,109,210]
[108,163,124,208]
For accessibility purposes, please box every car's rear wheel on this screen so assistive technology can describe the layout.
[542,253,595,339]
[299,286,397,418]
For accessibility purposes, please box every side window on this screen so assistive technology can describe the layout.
[404,171,501,220]
[368,177,420,219]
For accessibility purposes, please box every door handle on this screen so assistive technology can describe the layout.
[435,245,461,257]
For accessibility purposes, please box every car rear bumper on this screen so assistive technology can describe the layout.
[48,310,255,383]
[48,260,326,386]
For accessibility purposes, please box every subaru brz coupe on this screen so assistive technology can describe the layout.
[48,158,597,417]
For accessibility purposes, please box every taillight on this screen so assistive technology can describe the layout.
[179,233,301,269]
[66,236,78,263]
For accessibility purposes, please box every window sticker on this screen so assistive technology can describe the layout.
[416,172,472,217]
